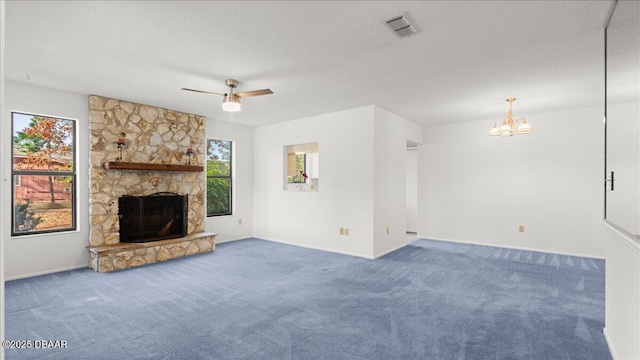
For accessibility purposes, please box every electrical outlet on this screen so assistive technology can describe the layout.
[340,227,344,235]
[238,218,242,226]
[386,226,390,235]
[519,225,524,233]
[344,228,349,236]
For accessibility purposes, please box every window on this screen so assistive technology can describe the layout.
[206,138,232,216]
[291,154,306,183]
[12,112,76,235]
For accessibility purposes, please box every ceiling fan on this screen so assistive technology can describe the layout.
[182,79,273,112]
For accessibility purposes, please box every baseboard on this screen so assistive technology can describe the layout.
[373,242,407,259]
[255,236,374,259]
[604,221,640,254]
[5,264,88,281]
[603,328,617,360]
[215,237,251,244]
[416,235,606,260]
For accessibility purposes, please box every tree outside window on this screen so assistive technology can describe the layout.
[12,112,76,235]
[207,138,232,216]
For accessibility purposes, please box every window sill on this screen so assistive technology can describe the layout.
[207,214,233,218]
[10,228,79,239]
[285,183,318,192]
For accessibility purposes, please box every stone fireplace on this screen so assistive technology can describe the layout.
[87,95,216,272]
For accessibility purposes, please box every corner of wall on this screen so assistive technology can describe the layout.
[604,222,640,360]
[372,107,409,257]
[1,2,7,356]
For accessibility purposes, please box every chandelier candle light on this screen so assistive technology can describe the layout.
[488,98,533,137]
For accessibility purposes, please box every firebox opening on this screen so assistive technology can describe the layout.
[118,192,188,243]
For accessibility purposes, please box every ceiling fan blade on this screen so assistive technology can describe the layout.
[236,89,273,98]
[181,88,225,96]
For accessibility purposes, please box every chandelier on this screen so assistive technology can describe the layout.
[488,98,533,136]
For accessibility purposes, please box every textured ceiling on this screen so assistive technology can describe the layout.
[5,1,613,127]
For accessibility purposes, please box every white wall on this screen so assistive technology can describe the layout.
[606,101,640,235]
[4,81,89,280]
[373,106,408,257]
[406,118,423,145]
[604,101,640,360]
[406,149,418,233]
[604,225,640,360]
[419,105,605,258]
[405,118,422,236]
[204,118,254,243]
[253,106,376,258]
[252,105,413,259]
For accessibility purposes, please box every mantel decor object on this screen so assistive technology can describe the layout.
[185,147,194,165]
[115,132,129,162]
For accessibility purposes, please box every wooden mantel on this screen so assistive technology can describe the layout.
[103,162,204,172]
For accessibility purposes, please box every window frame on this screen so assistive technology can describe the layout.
[11,111,77,236]
[206,138,233,217]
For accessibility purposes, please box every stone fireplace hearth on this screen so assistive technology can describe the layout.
[87,95,216,272]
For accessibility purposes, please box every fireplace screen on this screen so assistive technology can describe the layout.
[118,192,187,243]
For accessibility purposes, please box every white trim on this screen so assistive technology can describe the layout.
[4,264,87,282]
[603,328,618,360]
[9,109,79,123]
[214,237,250,244]
[373,242,407,259]
[205,137,233,217]
[604,221,640,254]
[416,235,606,260]
[255,236,374,259]
[9,228,80,240]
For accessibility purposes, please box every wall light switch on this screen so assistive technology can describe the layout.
[386,226,390,235]
[344,228,349,236]
[340,227,344,235]
[519,225,524,233]
[238,218,242,226]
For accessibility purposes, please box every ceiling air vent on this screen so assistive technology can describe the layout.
[384,12,420,38]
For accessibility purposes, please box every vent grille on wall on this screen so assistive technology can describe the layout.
[384,12,420,38]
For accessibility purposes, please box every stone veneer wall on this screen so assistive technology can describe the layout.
[88,95,206,247]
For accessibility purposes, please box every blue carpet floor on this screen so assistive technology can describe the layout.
[5,238,610,360]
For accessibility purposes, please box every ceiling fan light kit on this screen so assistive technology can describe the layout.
[182,78,273,113]
[222,94,241,112]
[488,98,533,137]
